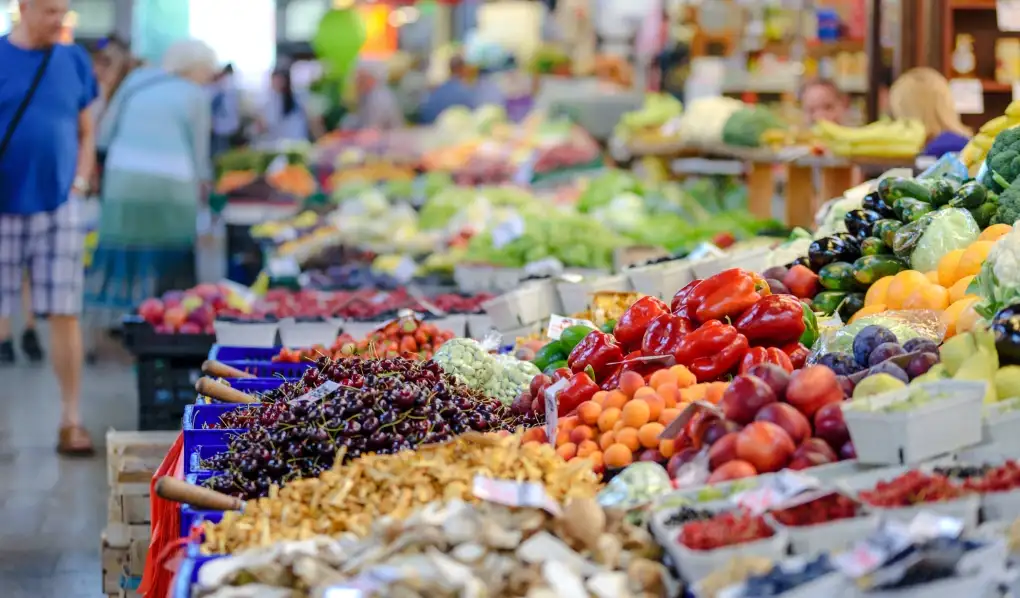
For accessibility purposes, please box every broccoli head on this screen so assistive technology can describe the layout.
[981,127,1020,192]
[992,177,1020,226]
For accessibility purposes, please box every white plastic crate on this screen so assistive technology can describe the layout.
[521,278,562,319]
[842,381,985,465]
[981,488,1020,522]
[431,314,468,338]
[769,512,879,557]
[689,249,768,280]
[213,320,278,348]
[453,264,494,293]
[670,530,789,584]
[981,399,1020,452]
[277,319,341,348]
[491,267,525,293]
[863,494,981,531]
[466,313,494,340]
[626,261,694,300]
[556,274,632,314]
[481,286,548,331]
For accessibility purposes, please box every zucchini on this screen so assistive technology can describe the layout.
[853,255,907,285]
[872,219,903,247]
[878,176,933,204]
[925,178,958,207]
[970,202,997,228]
[860,237,891,256]
[818,261,860,292]
[812,291,848,316]
[893,197,934,222]
[837,292,866,323]
[948,181,988,209]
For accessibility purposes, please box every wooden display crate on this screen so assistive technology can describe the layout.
[108,492,151,525]
[106,429,177,487]
[101,532,129,595]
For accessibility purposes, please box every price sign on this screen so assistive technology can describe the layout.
[392,256,417,284]
[950,79,985,115]
[546,314,596,340]
[473,475,561,515]
[267,256,300,277]
[732,471,824,515]
[544,378,569,445]
[491,213,526,249]
[999,0,1020,31]
[832,519,913,578]
[294,380,340,403]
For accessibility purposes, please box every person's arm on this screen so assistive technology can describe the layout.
[74,47,100,195]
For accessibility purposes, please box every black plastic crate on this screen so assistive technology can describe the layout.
[136,356,205,431]
[122,316,216,359]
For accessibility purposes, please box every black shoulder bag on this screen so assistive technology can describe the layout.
[0,47,54,164]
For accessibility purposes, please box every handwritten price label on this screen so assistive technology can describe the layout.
[473,475,561,515]
[546,314,596,340]
[544,377,568,445]
[732,471,823,514]
[294,380,340,403]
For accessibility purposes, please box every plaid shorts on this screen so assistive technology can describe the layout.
[0,198,86,317]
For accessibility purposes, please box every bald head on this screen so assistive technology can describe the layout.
[18,0,69,46]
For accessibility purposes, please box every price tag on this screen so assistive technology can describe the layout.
[513,151,539,185]
[546,314,596,340]
[950,79,984,115]
[832,519,914,579]
[266,154,288,175]
[392,256,417,284]
[732,471,824,515]
[544,378,569,444]
[267,256,300,277]
[999,0,1020,31]
[370,292,390,304]
[658,400,723,440]
[472,475,562,515]
[294,380,340,403]
[491,213,526,249]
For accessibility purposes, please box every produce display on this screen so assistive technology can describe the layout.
[857,471,970,507]
[135,283,252,334]
[812,119,925,158]
[678,510,774,551]
[272,317,455,362]
[960,101,1020,174]
[613,93,684,146]
[433,337,542,407]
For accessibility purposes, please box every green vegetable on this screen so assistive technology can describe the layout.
[532,341,567,372]
[910,208,981,272]
[721,107,783,148]
[818,261,859,291]
[837,292,866,323]
[992,176,1020,226]
[894,197,933,222]
[800,302,819,349]
[981,127,1020,192]
[860,237,891,256]
[892,215,932,258]
[601,319,617,334]
[544,359,568,375]
[878,177,932,204]
[971,202,998,228]
[559,325,595,353]
[948,181,988,209]
[812,291,848,316]
[872,219,903,247]
[483,355,541,406]
[924,178,958,207]
[433,338,497,389]
[971,225,1020,319]
[853,255,907,285]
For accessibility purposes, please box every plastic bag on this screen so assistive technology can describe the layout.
[917,152,969,182]
[810,309,946,360]
[597,462,673,510]
[909,208,981,273]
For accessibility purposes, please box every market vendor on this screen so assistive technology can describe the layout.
[889,67,972,159]
[341,63,405,131]
[799,78,849,126]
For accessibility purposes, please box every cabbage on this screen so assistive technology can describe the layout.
[911,208,980,272]
[577,170,643,213]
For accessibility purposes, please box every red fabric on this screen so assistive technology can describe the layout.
[139,433,183,598]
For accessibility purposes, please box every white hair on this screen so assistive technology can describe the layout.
[162,39,218,76]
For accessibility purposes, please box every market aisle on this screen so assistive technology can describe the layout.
[0,327,137,598]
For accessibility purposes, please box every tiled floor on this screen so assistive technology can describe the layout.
[0,323,137,597]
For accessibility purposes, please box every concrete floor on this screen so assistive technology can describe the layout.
[0,326,137,597]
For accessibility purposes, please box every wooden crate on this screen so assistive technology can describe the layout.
[105,522,150,550]
[126,537,148,577]
[108,492,151,525]
[101,532,129,595]
[106,429,178,487]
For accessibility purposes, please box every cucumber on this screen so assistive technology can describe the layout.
[818,261,859,292]
[860,237,891,256]
[970,202,997,228]
[878,176,933,204]
[872,219,903,247]
[812,291,848,316]
[948,181,988,209]
[837,292,866,323]
[853,255,907,285]
[894,197,933,222]
[925,178,958,207]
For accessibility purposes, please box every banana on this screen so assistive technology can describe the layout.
[1007,100,1020,118]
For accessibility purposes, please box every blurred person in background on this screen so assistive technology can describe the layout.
[889,67,972,158]
[254,67,324,144]
[474,65,506,109]
[92,34,134,125]
[800,78,849,126]
[343,63,404,131]
[210,63,241,156]
[0,0,98,453]
[418,57,475,124]
[85,39,216,368]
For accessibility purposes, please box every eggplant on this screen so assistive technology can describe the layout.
[786,256,811,270]
[844,209,882,239]
[832,233,862,257]
[992,305,1020,366]
[807,236,858,271]
[862,191,897,218]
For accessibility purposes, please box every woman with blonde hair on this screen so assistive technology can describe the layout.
[889,67,972,158]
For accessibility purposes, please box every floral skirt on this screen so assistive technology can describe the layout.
[84,244,196,327]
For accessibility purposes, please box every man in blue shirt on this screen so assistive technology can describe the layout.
[418,57,476,124]
[0,0,99,455]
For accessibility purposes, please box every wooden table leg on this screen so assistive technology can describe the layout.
[747,161,775,220]
[820,165,854,208]
[785,164,815,229]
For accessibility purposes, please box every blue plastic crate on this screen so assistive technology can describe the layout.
[180,472,229,537]
[172,544,223,598]
[194,376,286,404]
[182,404,259,470]
[208,345,279,362]
[184,442,229,475]
[219,360,312,379]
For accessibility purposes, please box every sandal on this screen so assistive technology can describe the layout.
[57,425,95,456]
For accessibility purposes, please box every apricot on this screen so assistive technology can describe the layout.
[556,442,577,460]
[619,371,645,397]
[615,427,641,452]
[577,401,602,425]
[638,423,665,449]
[597,407,621,432]
[603,443,633,468]
[621,399,651,428]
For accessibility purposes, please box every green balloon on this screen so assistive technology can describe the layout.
[313,9,366,79]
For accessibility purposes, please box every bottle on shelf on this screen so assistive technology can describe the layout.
[952,34,976,77]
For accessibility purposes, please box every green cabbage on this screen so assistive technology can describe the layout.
[910,208,980,272]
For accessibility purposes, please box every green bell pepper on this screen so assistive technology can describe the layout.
[800,301,819,349]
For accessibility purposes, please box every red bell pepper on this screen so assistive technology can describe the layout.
[781,342,810,370]
[567,330,623,381]
[551,367,573,383]
[673,320,749,382]
[733,294,807,346]
[613,296,669,351]
[620,350,669,379]
[600,365,623,391]
[694,269,763,323]
[555,372,599,416]
[739,346,794,374]
[670,279,703,317]
[641,313,693,356]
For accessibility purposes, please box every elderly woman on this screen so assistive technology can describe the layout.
[85,39,216,328]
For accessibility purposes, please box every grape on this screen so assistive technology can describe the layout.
[816,352,860,376]
[905,352,939,379]
[852,325,897,367]
[903,338,939,355]
[866,361,909,385]
[868,342,905,367]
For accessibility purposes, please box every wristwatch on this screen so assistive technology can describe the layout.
[72,176,88,195]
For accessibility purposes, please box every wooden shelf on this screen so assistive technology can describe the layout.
[950,0,996,9]
[982,80,1015,92]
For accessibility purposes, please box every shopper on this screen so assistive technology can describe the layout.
[85,40,216,368]
[211,64,241,156]
[474,67,506,110]
[0,0,99,453]
[92,34,134,126]
[343,64,405,131]
[255,67,325,144]
[800,78,849,126]
[419,57,476,124]
[889,67,972,158]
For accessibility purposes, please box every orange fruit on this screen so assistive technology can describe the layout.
[937,249,965,287]
[590,390,609,406]
[556,442,577,460]
[657,384,680,408]
[597,407,621,432]
[901,284,949,311]
[659,437,676,459]
[948,275,976,304]
[521,427,547,444]
[577,401,602,425]
[559,416,579,433]
[649,369,678,389]
[598,430,616,450]
[613,420,626,432]
[603,390,628,410]
[953,297,984,337]
[886,271,930,310]
[621,399,652,428]
[619,371,645,397]
[604,443,633,468]
[849,304,886,324]
[669,365,698,388]
[555,429,571,447]
[704,382,729,404]
[865,276,894,307]
[979,223,1012,242]
[659,407,682,426]
[925,270,940,284]
[633,386,660,403]
[576,439,599,458]
[956,241,994,280]
[638,422,665,449]
[615,427,641,452]
[941,296,979,339]
[642,396,664,422]
[569,425,596,444]
[586,450,604,472]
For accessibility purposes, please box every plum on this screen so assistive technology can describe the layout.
[866,361,909,385]
[852,325,897,367]
[816,352,861,376]
[762,266,789,281]
[836,375,856,398]
[719,375,777,425]
[867,342,905,367]
[765,279,791,295]
[744,364,790,398]
[905,352,939,379]
[903,337,939,355]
